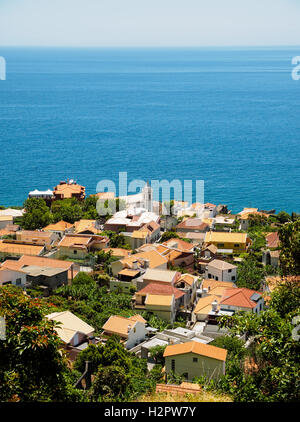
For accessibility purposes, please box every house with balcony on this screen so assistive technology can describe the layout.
[53,180,85,201]
[133,282,185,321]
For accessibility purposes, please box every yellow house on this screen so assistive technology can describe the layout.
[204,231,251,253]
[145,294,176,323]
[164,341,227,382]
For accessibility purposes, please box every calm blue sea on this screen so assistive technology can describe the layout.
[0,47,299,213]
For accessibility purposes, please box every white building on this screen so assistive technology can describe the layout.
[102,315,147,349]
[205,259,237,282]
[0,266,27,287]
[28,189,54,201]
[119,183,153,212]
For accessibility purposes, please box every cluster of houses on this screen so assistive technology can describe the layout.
[0,182,282,383]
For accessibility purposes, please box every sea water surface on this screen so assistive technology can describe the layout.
[0,47,299,213]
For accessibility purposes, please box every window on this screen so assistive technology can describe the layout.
[171,359,175,371]
[228,269,232,273]
[193,357,198,363]
[234,244,240,247]
[74,250,77,255]
[208,273,212,279]
[215,276,218,281]
[217,243,225,247]
[231,276,235,281]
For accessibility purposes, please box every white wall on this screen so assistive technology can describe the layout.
[125,321,147,349]
[205,265,237,282]
[0,268,27,287]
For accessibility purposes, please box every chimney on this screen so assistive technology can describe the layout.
[212,300,218,312]
[143,259,150,269]
[127,325,131,333]
[132,260,138,270]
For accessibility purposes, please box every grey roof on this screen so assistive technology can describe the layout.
[141,338,169,350]
[22,265,67,277]
[250,292,261,302]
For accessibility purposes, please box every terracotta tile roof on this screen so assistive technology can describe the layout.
[132,230,149,239]
[176,274,197,286]
[205,231,248,244]
[0,241,44,256]
[137,283,185,300]
[203,244,218,254]
[53,182,85,199]
[59,235,92,248]
[177,232,206,241]
[16,230,53,241]
[102,315,138,337]
[94,192,115,200]
[74,220,99,234]
[118,268,140,277]
[0,225,20,237]
[2,255,78,280]
[121,250,168,270]
[208,259,237,271]
[103,248,131,258]
[220,288,262,309]
[145,294,174,307]
[265,232,280,248]
[176,219,209,231]
[43,221,74,232]
[164,341,227,361]
[129,314,147,324]
[194,295,220,314]
[202,279,235,291]
[163,238,194,251]
[139,221,160,234]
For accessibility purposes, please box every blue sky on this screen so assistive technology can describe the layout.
[0,0,300,47]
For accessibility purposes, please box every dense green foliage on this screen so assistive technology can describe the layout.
[278,219,300,276]
[100,230,131,249]
[160,231,179,242]
[20,196,101,230]
[236,255,265,290]
[21,198,53,230]
[0,286,83,402]
[74,336,155,401]
[216,280,300,401]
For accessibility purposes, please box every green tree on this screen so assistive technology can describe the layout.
[149,345,167,365]
[278,220,300,276]
[72,272,96,288]
[218,281,300,402]
[51,199,83,224]
[236,255,265,290]
[160,231,179,243]
[21,198,53,230]
[0,285,80,402]
[73,343,104,374]
[276,211,291,224]
[90,365,130,401]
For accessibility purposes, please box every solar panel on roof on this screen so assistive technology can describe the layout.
[250,293,261,302]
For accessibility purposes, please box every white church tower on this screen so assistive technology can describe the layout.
[143,181,153,212]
